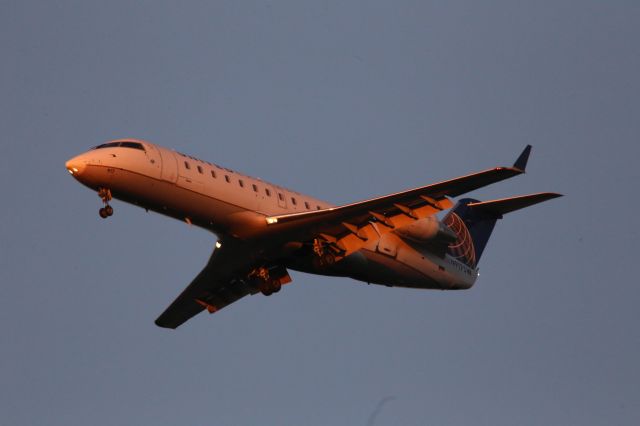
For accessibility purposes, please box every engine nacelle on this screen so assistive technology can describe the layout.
[394,216,458,244]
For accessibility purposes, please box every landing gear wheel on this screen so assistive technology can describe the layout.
[260,281,281,296]
[97,187,114,219]
[321,253,335,266]
[313,252,336,269]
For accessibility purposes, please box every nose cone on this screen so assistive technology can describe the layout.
[65,155,87,177]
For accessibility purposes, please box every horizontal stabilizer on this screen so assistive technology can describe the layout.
[467,192,562,217]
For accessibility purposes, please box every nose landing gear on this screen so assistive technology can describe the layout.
[98,187,113,219]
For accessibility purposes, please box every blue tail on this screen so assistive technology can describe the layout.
[443,199,498,268]
[442,192,562,268]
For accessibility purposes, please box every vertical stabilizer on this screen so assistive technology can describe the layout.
[443,199,498,268]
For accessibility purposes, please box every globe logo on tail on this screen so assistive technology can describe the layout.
[444,212,476,268]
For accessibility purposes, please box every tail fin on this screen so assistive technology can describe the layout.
[443,192,562,268]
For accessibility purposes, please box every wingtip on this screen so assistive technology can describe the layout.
[154,318,178,329]
[545,192,564,200]
[513,145,532,172]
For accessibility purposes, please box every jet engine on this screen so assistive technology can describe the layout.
[394,216,458,244]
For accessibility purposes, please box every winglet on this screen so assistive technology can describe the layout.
[513,145,532,172]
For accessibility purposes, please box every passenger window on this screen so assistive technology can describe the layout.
[252,184,258,192]
[239,179,244,188]
[211,170,216,178]
[225,175,230,183]
[278,193,284,201]
[291,197,297,205]
[265,188,271,196]
[197,165,203,174]
[304,201,310,209]
[184,161,191,170]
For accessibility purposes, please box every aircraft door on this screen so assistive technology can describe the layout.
[141,144,162,179]
[158,149,178,183]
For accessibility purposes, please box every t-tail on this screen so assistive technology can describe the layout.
[443,192,562,269]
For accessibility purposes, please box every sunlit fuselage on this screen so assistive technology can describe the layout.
[66,139,477,290]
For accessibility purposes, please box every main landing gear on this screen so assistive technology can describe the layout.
[312,238,337,268]
[249,266,292,296]
[98,187,114,219]
[252,267,281,296]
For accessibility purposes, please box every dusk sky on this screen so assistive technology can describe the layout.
[2,1,639,425]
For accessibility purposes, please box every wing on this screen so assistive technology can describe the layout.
[263,146,532,257]
[154,240,257,329]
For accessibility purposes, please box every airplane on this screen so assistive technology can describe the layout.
[65,140,561,329]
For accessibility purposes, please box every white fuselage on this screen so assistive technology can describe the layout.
[66,139,478,291]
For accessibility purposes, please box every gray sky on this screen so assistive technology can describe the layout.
[2,1,639,425]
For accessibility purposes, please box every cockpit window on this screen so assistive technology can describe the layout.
[93,142,119,149]
[93,141,145,151]
[119,141,145,150]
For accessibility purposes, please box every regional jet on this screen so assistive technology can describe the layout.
[65,140,560,329]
